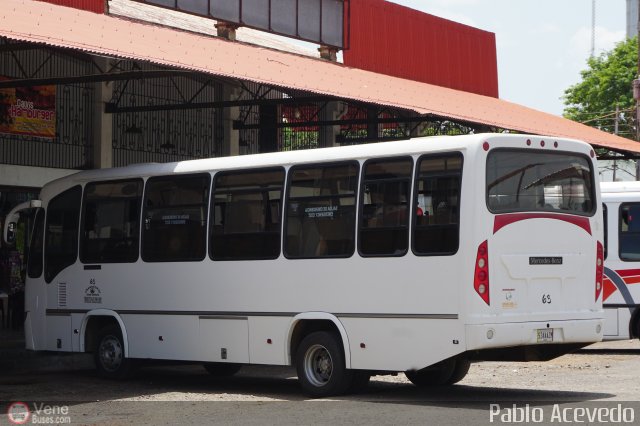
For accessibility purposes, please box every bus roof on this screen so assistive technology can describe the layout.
[40,133,592,198]
[601,181,640,195]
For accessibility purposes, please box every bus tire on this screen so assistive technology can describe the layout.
[203,363,242,377]
[295,331,352,398]
[94,325,134,380]
[405,358,469,387]
[446,359,471,385]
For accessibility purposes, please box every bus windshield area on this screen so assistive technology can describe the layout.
[486,149,595,216]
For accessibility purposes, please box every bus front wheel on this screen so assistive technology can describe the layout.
[405,358,470,387]
[94,325,134,379]
[295,331,352,397]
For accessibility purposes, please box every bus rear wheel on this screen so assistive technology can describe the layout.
[405,358,470,387]
[203,363,242,377]
[94,325,134,379]
[295,331,352,398]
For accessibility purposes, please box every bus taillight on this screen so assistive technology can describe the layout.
[474,240,490,305]
[595,241,604,301]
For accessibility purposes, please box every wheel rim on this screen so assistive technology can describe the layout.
[98,335,123,373]
[303,344,333,387]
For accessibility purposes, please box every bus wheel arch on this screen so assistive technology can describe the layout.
[288,314,358,397]
[288,314,351,369]
[295,330,353,397]
[94,323,136,379]
[81,310,129,357]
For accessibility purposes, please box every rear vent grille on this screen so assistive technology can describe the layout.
[58,282,67,307]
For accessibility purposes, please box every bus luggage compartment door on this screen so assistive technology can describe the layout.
[199,317,250,363]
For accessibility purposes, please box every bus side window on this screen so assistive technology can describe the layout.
[285,162,358,259]
[358,157,412,257]
[413,153,462,256]
[44,186,81,283]
[619,203,640,261]
[80,179,143,264]
[142,174,210,262]
[210,168,285,261]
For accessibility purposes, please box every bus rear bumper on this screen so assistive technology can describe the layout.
[465,318,604,352]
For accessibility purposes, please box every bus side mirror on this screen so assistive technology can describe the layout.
[5,222,16,245]
[2,199,40,245]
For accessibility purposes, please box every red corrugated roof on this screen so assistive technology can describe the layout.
[1,0,638,154]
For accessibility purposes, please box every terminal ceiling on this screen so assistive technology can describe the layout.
[1,0,639,158]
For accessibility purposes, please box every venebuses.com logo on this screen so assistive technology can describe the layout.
[6,402,30,425]
[6,402,71,424]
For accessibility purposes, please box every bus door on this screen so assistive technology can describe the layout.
[2,199,42,311]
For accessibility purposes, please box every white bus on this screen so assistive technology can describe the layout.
[600,181,640,341]
[3,134,604,397]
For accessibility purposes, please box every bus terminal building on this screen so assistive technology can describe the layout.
[1,0,640,284]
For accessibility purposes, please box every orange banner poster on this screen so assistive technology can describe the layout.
[0,78,56,139]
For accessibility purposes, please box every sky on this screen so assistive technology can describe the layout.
[388,0,628,117]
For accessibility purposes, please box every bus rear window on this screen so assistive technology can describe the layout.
[486,150,595,216]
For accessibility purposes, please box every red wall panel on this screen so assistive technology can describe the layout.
[37,0,104,14]
[344,0,498,98]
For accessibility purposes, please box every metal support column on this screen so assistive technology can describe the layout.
[93,58,113,169]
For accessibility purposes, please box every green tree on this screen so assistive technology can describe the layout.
[563,36,638,140]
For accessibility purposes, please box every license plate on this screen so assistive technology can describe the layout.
[536,328,554,343]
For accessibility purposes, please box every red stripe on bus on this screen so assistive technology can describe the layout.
[623,276,640,285]
[603,279,617,302]
[493,213,591,235]
[616,269,640,278]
